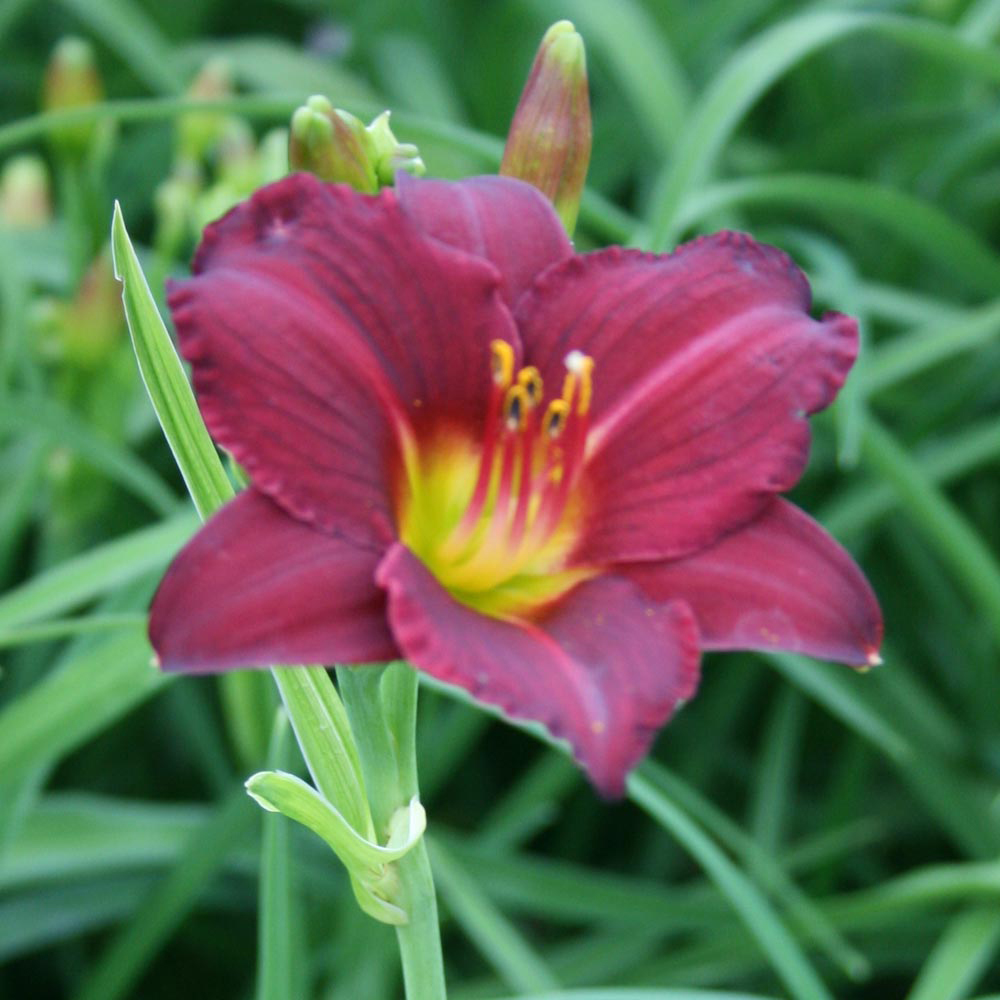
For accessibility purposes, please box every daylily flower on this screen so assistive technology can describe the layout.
[151,171,882,796]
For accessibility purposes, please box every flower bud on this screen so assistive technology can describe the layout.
[178,58,233,161]
[0,155,52,228]
[35,246,124,368]
[500,20,592,235]
[42,36,104,156]
[290,96,378,192]
[288,97,424,192]
[215,118,257,181]
[154,161,202,259]
[189,121,259,230]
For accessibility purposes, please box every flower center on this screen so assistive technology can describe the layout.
[397,341,596,618]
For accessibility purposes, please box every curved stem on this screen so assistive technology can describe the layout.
[338,664,447,1000]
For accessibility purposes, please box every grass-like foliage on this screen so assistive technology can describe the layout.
[1,0,1000,997]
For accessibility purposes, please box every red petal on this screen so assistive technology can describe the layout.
[627,499,882,667]
[377,543,700,796]
[517,234,858,562]
[395,172,572,309]
[169,173,518,543]
[150,490,397,673]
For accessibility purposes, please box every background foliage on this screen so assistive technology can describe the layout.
[1,0,1000,998]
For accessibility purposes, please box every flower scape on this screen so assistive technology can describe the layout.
[150,170,882,796]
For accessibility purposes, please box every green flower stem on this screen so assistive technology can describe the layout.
[338,664,447,1000]
[55,158,91,287]
[390,840,447,1000]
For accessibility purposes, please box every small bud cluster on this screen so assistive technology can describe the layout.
[289,96,425,192]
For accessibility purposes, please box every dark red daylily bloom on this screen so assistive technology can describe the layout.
[151,171,882,796]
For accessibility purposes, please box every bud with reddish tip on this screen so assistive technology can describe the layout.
[501,20,592,236]
[42,36,104,155]
[288,97,424,193]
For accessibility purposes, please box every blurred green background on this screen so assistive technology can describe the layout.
[2,0,1000,998]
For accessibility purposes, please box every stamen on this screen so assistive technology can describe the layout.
[491,339,514,388]
[503,384,529,431]
[521,352,593,547]
[429,347,594,591]
[509,401,542,547]
[517,366,544,406]
[575,358,594,414]
[561,370,577,406]
[545,399,569,438]
[563,350,594,414]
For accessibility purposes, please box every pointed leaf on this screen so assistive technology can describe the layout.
[111,202,234,519]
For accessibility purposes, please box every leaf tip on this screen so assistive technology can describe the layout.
[244,773,280,812]
[110,200,127,282]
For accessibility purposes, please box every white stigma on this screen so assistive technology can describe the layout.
[564,349,587,374]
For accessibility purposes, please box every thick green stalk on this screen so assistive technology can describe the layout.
[392,839,448,999]
[338,664,447,1000]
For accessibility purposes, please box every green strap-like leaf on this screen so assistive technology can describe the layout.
[647,11,1000,250]
[58,0,182,95]
[0,515,194,634]
[72,788,255,1000]
[111,202,277,771]
[0,628,167,786]
[629,764,836,1000]
[111,202,234,519]
[673,174,1000,298]
[428,837,560,992]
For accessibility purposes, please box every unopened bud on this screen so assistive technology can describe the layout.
[0,155,52,228]
[42,37,103,155]
[36,247,123,368]
[178,59,233,160]
[500,21,592,235]
[288,97,424,192]
[154,161,202,259]
[215,119,257,179]
[290,96,377,192]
